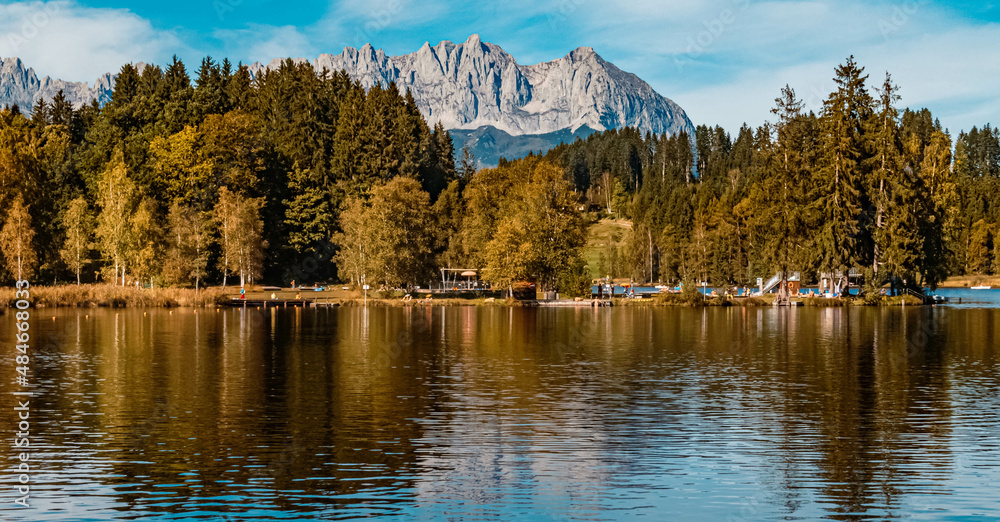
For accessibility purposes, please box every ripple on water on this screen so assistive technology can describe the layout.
[1,306,999,521]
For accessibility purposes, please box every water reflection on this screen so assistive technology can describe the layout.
[1,305,998,520]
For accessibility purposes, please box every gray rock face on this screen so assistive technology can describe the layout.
[1,35,692,140]
[249,34,693,137]
[0,57,112,110]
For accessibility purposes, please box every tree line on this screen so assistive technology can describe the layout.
[544,57,999,293]
[0,56,463,289]
[0,55,997,294]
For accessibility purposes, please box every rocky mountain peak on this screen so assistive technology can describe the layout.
[1,36,692,141]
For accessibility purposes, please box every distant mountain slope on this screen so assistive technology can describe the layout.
[450,125,599,167]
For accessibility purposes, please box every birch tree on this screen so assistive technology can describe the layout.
[0,195,37,281]
[95,152,137,286]
[59,197,94,285]
[214,186,265,287]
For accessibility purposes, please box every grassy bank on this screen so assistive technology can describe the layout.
[3,284,932,309]
[939,275,1000,288]
[3,284,230,308]
[2,284,515,309]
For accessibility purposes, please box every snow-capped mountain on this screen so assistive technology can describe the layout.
[1,35,693,164]
[247,34,693,137]
[0,57,113,110]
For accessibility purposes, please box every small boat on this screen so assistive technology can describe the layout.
[971,285,992,290]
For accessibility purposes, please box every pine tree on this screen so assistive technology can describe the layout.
[815,57,873,294]
[757,86,813,299]
[917,129,957,288]
[966,219,994,275]
[458,143,477,181]
[869,73,920,290]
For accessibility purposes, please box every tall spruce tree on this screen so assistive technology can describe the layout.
[816,57,873,294]
[870,73,920,291]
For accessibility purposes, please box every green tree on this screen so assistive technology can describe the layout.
[815,57,873,294]
[917,129,957,288]
[966,219,994,275]
[457,143,477,180]
[756,86,814,299]
[432,179,467,268]
[871,74,921,290]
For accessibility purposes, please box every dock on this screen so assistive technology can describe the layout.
[224,299,312,308]
[537,299,614,307]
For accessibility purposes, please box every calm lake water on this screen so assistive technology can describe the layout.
[3,299,1000,521]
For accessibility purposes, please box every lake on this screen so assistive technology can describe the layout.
[3,299,1000,521]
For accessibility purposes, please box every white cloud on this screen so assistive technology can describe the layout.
[213,24,316,64]
[0,0,186,82]
[551,0,997,133]
[0,0,995,135]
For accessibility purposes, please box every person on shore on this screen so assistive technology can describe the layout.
[240,287,246,300]
[271,293,277,300]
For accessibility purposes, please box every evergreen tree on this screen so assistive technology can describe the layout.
[756,86,813,299]
[457,143,477,180]
[870,73,920,290]
[916,129,957,288]
[815,56,873,294]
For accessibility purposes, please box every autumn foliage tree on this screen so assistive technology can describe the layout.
[0,195,37,280]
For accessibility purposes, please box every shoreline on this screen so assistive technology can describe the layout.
[2,284,931,309]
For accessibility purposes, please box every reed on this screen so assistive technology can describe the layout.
[2,284,230,308]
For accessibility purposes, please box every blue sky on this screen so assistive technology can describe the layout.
[1,0,998,134]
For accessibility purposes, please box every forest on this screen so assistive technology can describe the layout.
[544,58,1000,294]
[0,55,998,295]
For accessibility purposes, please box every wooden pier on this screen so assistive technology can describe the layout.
[537,299,614,307]
[224,299,311,308]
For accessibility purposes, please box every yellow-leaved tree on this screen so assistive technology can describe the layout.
[0,195,37,281]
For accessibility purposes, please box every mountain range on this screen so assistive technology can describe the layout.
[0,35,693,165]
